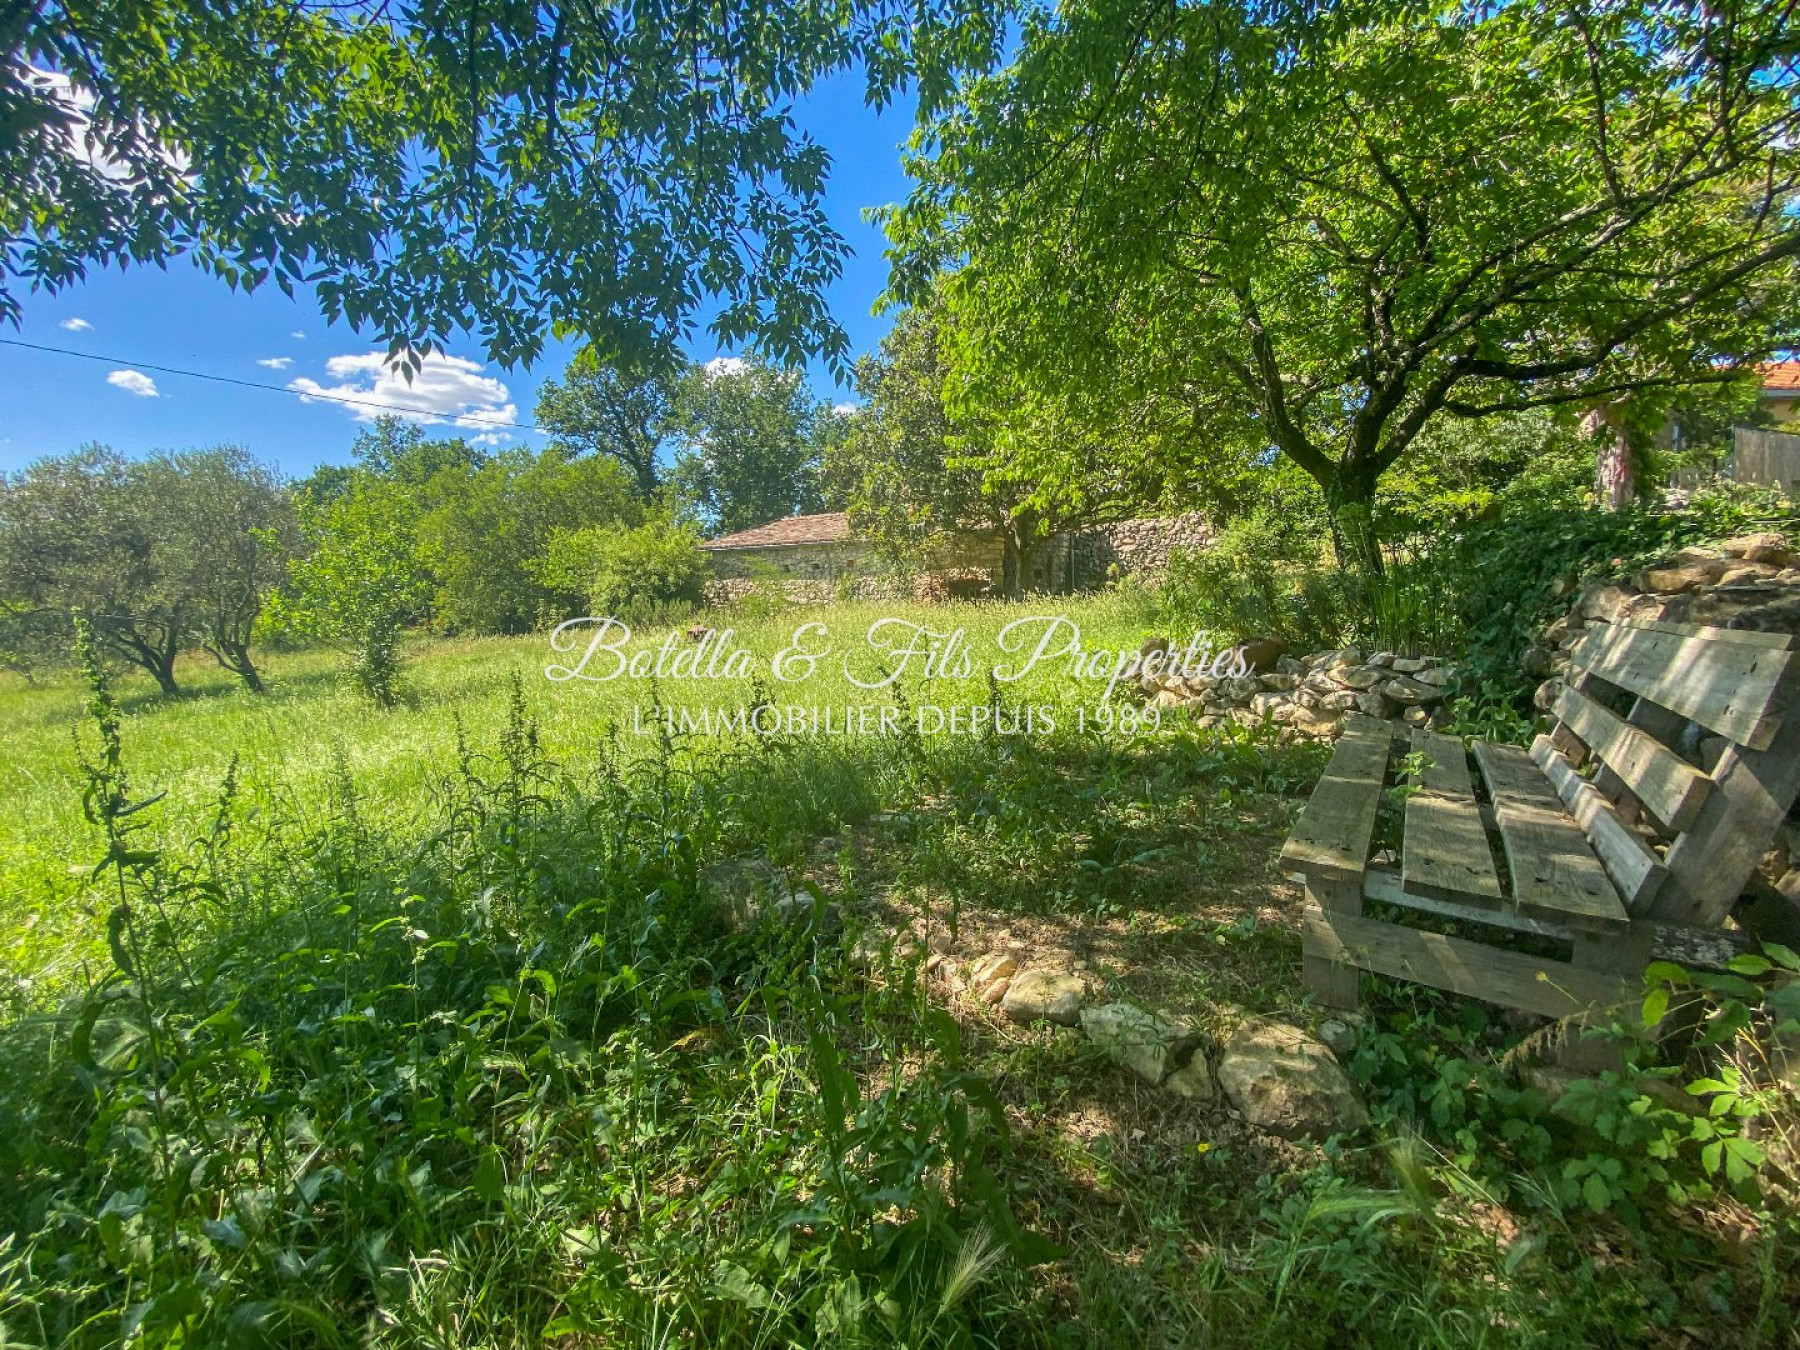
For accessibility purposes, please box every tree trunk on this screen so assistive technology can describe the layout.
[1322,463,1385,580]
[1585,405,1635,510]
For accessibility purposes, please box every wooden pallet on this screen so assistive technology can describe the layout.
[1283,618,1799,1019]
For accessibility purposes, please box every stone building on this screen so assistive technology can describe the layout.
[697,508,1215,604]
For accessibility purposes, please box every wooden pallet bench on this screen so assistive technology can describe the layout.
[1283,617,1800,1021]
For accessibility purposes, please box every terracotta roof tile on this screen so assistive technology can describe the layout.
[700,511,851,550]
[1760,360,1800,392]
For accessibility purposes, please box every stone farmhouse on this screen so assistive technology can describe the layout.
[698,509,1216,603]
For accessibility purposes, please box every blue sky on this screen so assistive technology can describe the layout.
[0,69,915,479]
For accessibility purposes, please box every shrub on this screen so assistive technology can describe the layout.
[539,516,712,623]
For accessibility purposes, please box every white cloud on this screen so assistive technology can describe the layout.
[470,432,513,447]
[107,369,159,398]
[256,356,293,370]
[832,401,859,417]
[291,330,306,339]
[703,355,751,379]
[288,351,517,430]
[60,317,91,332]
[22,66,186,181]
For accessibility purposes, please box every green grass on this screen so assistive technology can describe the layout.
[1,595,1796,1347]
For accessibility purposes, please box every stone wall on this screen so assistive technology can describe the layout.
[1060,512,1216,590]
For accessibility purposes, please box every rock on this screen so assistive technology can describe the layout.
[969,952,1019,1004]
[1380,675,1444,705]
[1354,689,1393,718]
[1636,558,1732,593]
[1080,1002,1202,1085]
[1402,705,1431,727]
[1719,562,1781,586]
[1287,707,1342,739]
[1259,672,1297,691]
[1164,1049,1218,1102]
[1236,637,1290,672]
[1316,1018,1359,1059]
[1326,646,1364,670]
[1317,689,1359,714]
[1151,689,1185,710]
[702,857,795,931]
[1390,656,1430,674]
[1414,665,1454,687]
[1248,691,1289,719]
[1544,612,1585,645]
[1534,677,1565,714]
[1222,676,1263,703]
[1001,969,1088,1026]
[1216,1020,1369,1140]
[1719,532,1795,567]
[1332,665,1385,691]
[1698,734,1729,774]
[1275,655,1306,676]
[1521,645,1557,679]
[1366,651,1396,668]
[1578,583,1636,623]
[1183,674,1222,698]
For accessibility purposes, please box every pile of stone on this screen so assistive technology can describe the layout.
[1523,530,1800,716]
[1137,643,1458,741]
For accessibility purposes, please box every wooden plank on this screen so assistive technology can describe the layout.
[1530,735,1668,910]
[1620,616,1797,650]
[1552,685,1712,831]
[1302,904,1638,1020]
[1301,875,1362,1011]
[1402,729,1503,907]
[1650,691,1800,927]
[1570,624,1793,750]
[1279,721,1392,882]
[1356,867,1751,966]
[1472,741,1629,932]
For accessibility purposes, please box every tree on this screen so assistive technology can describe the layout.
[273,473,431,705]
[137,446,297,692]
[5,3,1004,369]
[824,307,1146,591]
[0,446,186,693]
[421,449,641,633]
[538,516,712,623]
[669,358,835,534]
[887,0,1800,574]
[535,351,682,498]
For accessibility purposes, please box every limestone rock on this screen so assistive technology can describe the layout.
[1333,665,1385,691]
[1237,637,1290,672]
[1275,655,1306,676]
[703,857,795,931]
[1164,1049,1218,1101]
[1534,678,1565,714]
[1637,558,1732,594]
[1259,672,1298,692]
[1222,676,1263,703]
[1578,582,1637,622]
[1414,665,1454,688]
[1325,646,1365,671]
[969,952,1019,1004]
[1216,1020,1370,1140]
[1354,689,1393,718]
[1719,532,1795,567]
[1390,656,1431,674]
[1402,705,1431,728]
[1521,645,1557,679]
[1080,1002,1202,1085]
[1001,969,1088,1026]
[1248,691,1288,719]
[1152,689,1185,710]
[1316,1018,1359,1059]
[1380,675,1444,705]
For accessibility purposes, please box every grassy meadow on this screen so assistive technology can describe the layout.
[1,594,1796,1346]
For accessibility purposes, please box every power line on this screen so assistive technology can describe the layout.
[0,335,548,434]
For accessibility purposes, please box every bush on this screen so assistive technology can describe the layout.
[539,516,712,624]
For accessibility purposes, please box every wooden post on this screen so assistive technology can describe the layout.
[1302,873,1363,1011]
[1558,922,1656,1071]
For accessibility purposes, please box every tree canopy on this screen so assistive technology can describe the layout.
[7,0,1006,370]
[886,0,1800,569]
